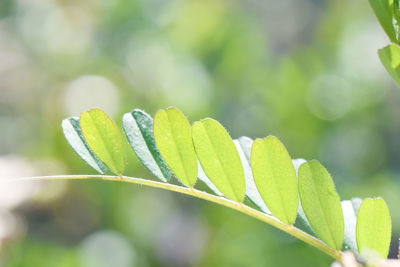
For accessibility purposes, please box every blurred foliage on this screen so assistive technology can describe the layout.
[1,0,400,266]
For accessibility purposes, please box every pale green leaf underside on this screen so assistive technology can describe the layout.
[122,109,172,182]
[62,117,108,174]
[153,107,198,187]
[341,198,362,252]
[378,44,400,87]
[368,0,397,42]
[251,136,298,225]
[192,118,246,202]
[234,137,270,214]
[298,161,344,250]
[356,197,392,258]
[80,108,126,175]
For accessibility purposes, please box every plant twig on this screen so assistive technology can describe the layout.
[11,174,342,261]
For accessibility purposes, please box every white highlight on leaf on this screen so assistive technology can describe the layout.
[342,198,362,252]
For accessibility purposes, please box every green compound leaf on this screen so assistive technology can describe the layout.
[368,0,397,43]
[122,109,172,182]
[378,44,400,87]
[80,108,126,175]
[234,136,270,213]
[298,161,344,250]
[356,197,392,259]
[192,118,246,202]
[250,136,298,225]
[60,106,386,262]
[62,117,108,174]
[342,198,362,252]
[153,107,197,187]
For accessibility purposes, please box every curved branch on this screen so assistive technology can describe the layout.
[12,175,342,261]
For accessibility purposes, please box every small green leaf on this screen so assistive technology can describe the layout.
[378,44,400,87]
[250,136,298,225]
[356,197,392,258]
[342,198,362,252]
[80,108,126,175]
[153,107,197,187]
[192,118,245,202]
[298,161,344,250]
[234,137,270,214]
[62,117,108,174]
[368,0,397,42]
[122,109,172,182]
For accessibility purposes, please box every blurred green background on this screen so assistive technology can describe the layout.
[0,0,400,266]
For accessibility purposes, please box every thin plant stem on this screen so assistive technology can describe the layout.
[12,174,342,261]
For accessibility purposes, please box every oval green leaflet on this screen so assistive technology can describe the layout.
[356,197,392,259]
[122,109,172,182]
[378,44,400,87]
[80,108,126,175]
[368,0,397,43]
[192,118,245,202]
[298,160,344,250]
[250,136,298,225]
[153,107,198,187]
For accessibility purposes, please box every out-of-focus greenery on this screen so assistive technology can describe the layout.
[0,0,400,266]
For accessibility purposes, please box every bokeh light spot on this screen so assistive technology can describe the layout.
[64,75,120,117]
